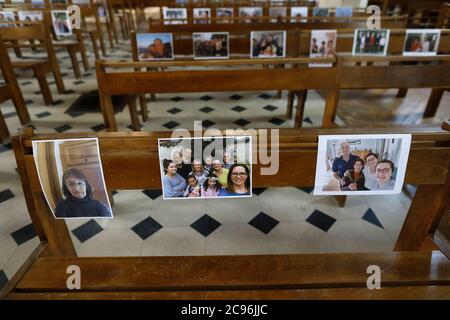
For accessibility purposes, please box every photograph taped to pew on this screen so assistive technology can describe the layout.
[163,8,187,25]
[269,6,287,22]
[216,7,233,24]
[239,7,263,23]
[290,6,308,22]
[193,32,229,60]
[17,11,43,22]
[309,30,337,67]
[193,8,211,24]
[0,11,16,28]
[313,7,329,17]
[353,29,390,56]
[403,29,441,56]
[335,7,353,17]
[51,10,72,37]
[314,134,412,195]
[137,33,174,61]
[251,30,286,58]
[32,138,113,219]
[158,136,252,200]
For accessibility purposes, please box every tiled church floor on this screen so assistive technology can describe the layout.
[0,27,448,290]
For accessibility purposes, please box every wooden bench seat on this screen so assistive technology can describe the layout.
[4,250,450,299]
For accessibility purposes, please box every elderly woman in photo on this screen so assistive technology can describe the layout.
[218,164,250,197]
[55,168,111,218]
[341,158,366,191]
[162,159,187,198]
[201,173,222,197]
[212,159,229,187]
[373,160,396,190]
[188,159,208,185]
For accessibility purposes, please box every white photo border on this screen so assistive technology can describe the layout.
[403,29,441,56]
[352,28,390,56]
[136,32,175,61]
[250,30,287,58]
[192,32,230,60]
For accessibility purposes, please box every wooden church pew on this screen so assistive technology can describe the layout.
[1,124,449,299]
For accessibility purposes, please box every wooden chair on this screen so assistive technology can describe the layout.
[0,22,66,105]
[0,35,30,143]
[95,57,340,131]
[1,124,450,299]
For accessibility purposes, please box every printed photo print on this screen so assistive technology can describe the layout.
[18,11,43,22]
[290,6,308,22]
[313,7,329,17]
[313,134,412,195]
[51,10,72,36]
[251,31,286,58]
[335,7,353,17]
[193,8,211,24]
[193,32,229,60]
[0,11,16,28]
[403,29,441,56]
[353,29,390,56]
[269,6,287,22]
[158,136,252,200]
[309,30,337,67]
[32,138,113,219]
[163,8,187,25]
[136,33,174,61]
[239,7,263,23]
[216,7,233,23]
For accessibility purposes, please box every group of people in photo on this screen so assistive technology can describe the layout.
[162,147,251,199]
[354,30,388,54]
[310,37,336,57]
[332,141,396,191]
[252,32,285,57]
[194,33,228,58]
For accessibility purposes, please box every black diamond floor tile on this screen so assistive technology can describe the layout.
[229,94,243,100]
[163,121,180,130]
[35,111,51,118]
[200,95,213,101]
[303,117,313,124]
[252,187,267,196]
[258,93,272,99]
[64,90,76,94]
[131,217,162,240]
[0,189,15,203]
[3,111,17,119]
[199,106,214,113]
[72,220,104,243]
[55,124,72,132]
[91,124,106,132]
[24,99,34,104]
[297,187,314,194]
[33,91,42,95]
[52,99,64,106]
[73,80,85,85]
[231,105,246,112]
[10,223,37,245]
[0,143,12,153]
[202,120,216,128]
[167,107,182,114]
[21,81,32,86]
[112,190,118,196]
[170,96,184,102]
[268,117,285,126]
[234,118,251,127]
[362,208,383,229]
[191,214,221,237]
[142,189,162,200]
[67,111,85,118]
[0,270,8,290]
[306,210,336,232]
[249,212,279,234]
[263,104,278,111]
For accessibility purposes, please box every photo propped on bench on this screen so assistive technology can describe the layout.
[251,30,286,58]
[158,136,252,200]
[163,8,187,25]
[137,33,174,61]
[51,10,72,37]
[216,7,233,24]
[314,134,412,195]
[352,29,390,56]
[403,29,441,56]
[32,138,113,219]
[193,32,229,60]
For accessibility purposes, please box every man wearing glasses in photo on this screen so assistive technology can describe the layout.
[373,160,396,190]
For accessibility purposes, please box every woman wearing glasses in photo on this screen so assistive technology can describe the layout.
[55,168,112,218]
[201,173,222,197]
[219,164,251,197]
[373,160,396,190]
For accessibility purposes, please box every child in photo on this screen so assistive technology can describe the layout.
[184,175,201,197]
[201,173,222,197]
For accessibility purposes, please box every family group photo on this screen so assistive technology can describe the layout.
[137,33,174,61]
[32,139,113,219]
[17,11,43,22]
[314,134,411,195]
[158,136,252,199]
[216,7,233,23]
[403,29,441,56]
[193,8,211,24]
[193,32,229,59]
[353,29,390,55]
[163,8,187,25]
[251,31,286,58]
[51,10,72,37]
[239,7,263,23]
[310,30,337,58]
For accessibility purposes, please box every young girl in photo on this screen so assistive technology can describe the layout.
[184,175,201,197]
[201,173,222,197]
